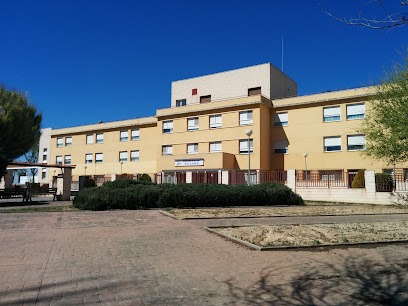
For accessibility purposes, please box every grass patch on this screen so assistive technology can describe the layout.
[0,205,78,213]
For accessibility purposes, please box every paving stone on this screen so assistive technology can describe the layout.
[0,209,407,305]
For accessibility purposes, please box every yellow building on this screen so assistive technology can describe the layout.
[39,63,408,185]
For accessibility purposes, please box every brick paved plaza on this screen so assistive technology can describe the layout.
[0,209,407,305]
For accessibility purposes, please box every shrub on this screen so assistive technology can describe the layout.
[83,177,96,188]
[102,178,153,189]
[74,182,304,211]
[351,169,365,188]
[375,173,394,192]
[138,173,152,182]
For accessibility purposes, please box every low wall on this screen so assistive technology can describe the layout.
[295,187,398,205]
[291,170,407,205]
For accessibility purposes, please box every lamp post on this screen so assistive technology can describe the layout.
[84,165,87,176]
[303,152,308,183]
[120,161,124,174]
[0,106,5,117]
[245,129,253,185]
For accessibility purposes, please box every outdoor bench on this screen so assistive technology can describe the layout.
[29,187,58,201]
[0,188,28,202]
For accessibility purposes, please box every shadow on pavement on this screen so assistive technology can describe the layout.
[0,198,52,207]
[225,254,408,305]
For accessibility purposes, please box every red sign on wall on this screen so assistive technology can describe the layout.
[192,88,197,95]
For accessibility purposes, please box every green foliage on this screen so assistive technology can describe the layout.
[361,58,408,166]
[0,85,42,178]
[375,173,393,192]
[83,177,96,188]
[73,182,304,211]
[102,178,153,189]
[351,169,365,188]
[138,173,152,182]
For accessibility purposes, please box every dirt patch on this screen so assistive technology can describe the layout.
[167,204,408,219]
[214,221,408,247]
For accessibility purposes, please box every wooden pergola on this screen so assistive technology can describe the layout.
[4,162,76,201]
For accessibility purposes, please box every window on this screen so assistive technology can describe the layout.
[187,143,199,154]
[41,168,46,179]
[95,153,103,163]
[319,170,343,182]
[42,148,48,162]
[176,99,186,107]
[274,140,289,154]
[162,145,173,155]
[248,87,261,96]
[130,150,139,162]
[131,129,140,140]
[86,134,94,144]
[323,106,340,122]
[85,153,93,164]
[239,111,253,126]
[96,133,104,144]
[209,141,222,153]
[57,138,63,147]
[200,95,211,103]
[347,103,365,120]
[324,136,341,152]
[56,156,63,165]
[163,120,173,133]
[209,114,222,128]
[120,131,128,142]
[65,137,72,146]
[64,155,72,165]
[273,112,288,126]
[119,151,128,162]
[347,135,366,151]
[239,139,253,154]
[187,117,199,131]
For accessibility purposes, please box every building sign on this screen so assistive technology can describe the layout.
[175,159,204,167]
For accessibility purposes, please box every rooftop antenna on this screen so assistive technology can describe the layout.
[281,35,284,72]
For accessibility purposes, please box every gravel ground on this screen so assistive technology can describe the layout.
[167,204,408,219]
[215,221,408,247]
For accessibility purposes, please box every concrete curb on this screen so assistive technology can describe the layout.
[160,210,408,220]
[205,225,408,251]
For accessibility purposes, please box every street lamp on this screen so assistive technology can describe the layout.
[245,129,253,185]
[84,165,87,176]
[120,161,124,174]
[303,152,308,183]
[0,106,5,117]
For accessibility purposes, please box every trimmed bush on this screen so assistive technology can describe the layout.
[102,178,153,189]
[138,173,152,182]
[74,182,304,211]
[351,169,365,188]
[83,177,96,188]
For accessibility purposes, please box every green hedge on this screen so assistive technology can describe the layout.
[73,182,304,211]
[351,169,365,188]
[375,173,394,192]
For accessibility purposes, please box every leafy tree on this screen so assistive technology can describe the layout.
[361,58,408,189]
[0,85,42,179]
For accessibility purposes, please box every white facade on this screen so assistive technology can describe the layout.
[171,63,297,107]
[38,128,52,184]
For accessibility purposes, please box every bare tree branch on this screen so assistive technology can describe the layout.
[319,1,408,29]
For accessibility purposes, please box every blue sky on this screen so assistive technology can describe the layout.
[1,0,406,129]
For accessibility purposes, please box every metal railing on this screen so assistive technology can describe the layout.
[376,174,408,192]
[296,170,350,188]
[259,170,287,184]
